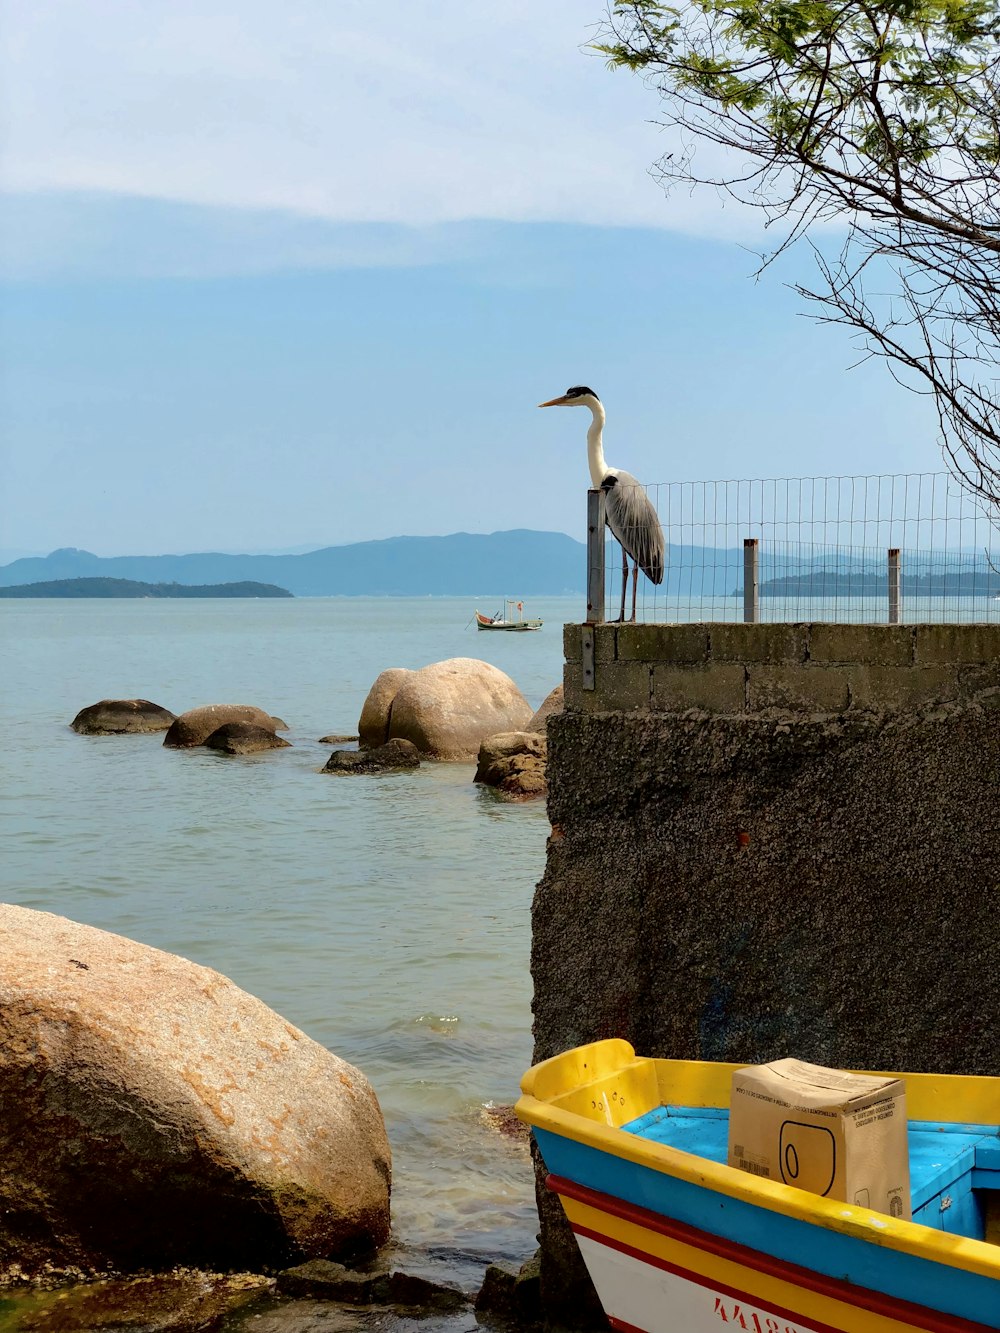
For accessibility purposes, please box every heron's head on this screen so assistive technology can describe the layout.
[538,386,601,409]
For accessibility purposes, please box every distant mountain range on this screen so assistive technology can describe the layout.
[3,533,994,599]
[0,579,292,599]
[0,531,588,596]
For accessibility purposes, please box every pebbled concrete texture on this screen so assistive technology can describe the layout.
[532,622,1000,1326]
[537,704,1000,1074]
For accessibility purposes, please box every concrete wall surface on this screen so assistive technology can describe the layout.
[564,621,1000,714]
[532,622,1000,1326]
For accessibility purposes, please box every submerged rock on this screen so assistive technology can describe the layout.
[386,1270,468,1312]
[163,704,283,748]
[479,1102,531,1140]
[238,1301,364,1331]
[204,722,292,754]
[70,699,176,735]
[323,738,420,774]
[275,1259,469,1319]
[0,904,392,1280]
[276,1258,387,1303]
[10,1273,272,1332]
[386,658,533,761]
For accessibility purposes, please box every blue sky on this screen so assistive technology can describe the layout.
[0,1,943,560]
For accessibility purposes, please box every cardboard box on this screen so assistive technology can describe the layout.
[727,1058,910,1220]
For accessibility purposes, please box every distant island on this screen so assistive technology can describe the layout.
[0,578,293,599]
[0,532,588,597]
[754,572,1000,598]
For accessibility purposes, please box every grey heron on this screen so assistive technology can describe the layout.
[539,386,664,623]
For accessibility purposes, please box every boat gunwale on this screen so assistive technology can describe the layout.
[516,1041,1000,1284]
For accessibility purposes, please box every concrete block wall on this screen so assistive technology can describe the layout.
[564,622,1000,714]
[533,620,1000,1327]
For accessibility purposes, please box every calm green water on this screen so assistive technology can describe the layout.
[0,596,578,1292]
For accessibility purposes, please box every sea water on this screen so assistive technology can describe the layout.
[5,592,990,1323]
[0,596,577,1295]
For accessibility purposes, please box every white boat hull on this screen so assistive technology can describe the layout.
[577,1233,825,1333]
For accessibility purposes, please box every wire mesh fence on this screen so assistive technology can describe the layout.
[597,472,1000,624]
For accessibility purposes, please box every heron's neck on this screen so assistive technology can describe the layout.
[586,402,609,489]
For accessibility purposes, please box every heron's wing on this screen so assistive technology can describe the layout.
[603,471,665,585]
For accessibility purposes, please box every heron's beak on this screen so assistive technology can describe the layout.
[538,396,570,408]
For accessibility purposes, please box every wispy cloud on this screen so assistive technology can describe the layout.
[1,0,756,237]
[0,194,499,280]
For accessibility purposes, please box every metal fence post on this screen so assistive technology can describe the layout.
[888,548,901,624]
[586,489,606,625]
[743,539,759,624]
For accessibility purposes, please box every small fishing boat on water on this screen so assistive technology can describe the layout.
[517,1039,1000,1333]
[474,600,543,631]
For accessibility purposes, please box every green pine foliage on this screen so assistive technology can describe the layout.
[598,1,1000,511]
[599,1,1000,202]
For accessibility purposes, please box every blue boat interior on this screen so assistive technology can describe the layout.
[622,1105,1000,1242]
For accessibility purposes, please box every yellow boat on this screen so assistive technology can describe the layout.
[516,1040,1000,1332]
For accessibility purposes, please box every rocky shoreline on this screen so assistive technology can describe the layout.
[0,660,564,1331]
[1,1249,545,1331]
[0,902,546,1331]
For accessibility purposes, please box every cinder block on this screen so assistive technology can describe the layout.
[808,624,914,666]
[596,662,653,711]
[913,624,1000,666]
[562,661,584,711]
[651,664,746,713]
[748,665,850,713]
[617,623,710,664]
[563,624,617,665]
[845,665,957,710]
[594,625,618,664]
[709,623,809,664]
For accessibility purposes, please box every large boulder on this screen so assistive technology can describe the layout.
[204,722,292,755]
[386,659,533,761]
[71,699,176,735]
[358,669,415,748]
[527,685,563,733]
[163,704,283,748]
[323,738,421,774]
[0,905,391,1280]
[474,731,548,799]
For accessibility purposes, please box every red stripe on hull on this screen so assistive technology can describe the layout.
[547,1174,996,1333]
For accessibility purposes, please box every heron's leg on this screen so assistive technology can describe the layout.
[630,561,639,623]
[617,545,628,623]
